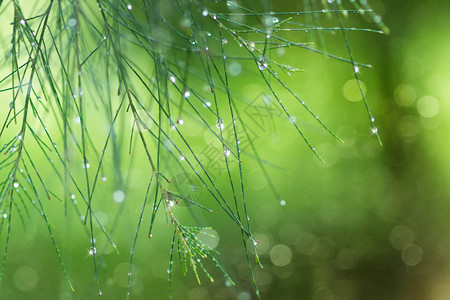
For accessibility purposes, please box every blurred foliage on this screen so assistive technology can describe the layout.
[0,0,449,300]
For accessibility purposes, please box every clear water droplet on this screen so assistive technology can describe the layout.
[13,182,19,188]
[67,18,77,27]
[257,57,268,70]
[216,119,225,130]
[82,159,90,169]
[280,199,286,206]
[89,246,97,255]
[248,41,255,51]
[127,4,132,10]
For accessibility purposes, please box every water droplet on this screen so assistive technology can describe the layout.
[257,57,268,70]
[20,19,25,25]
[354,65,360,73]
[168,200,175,207]
[202,9,209,17]
[225,279,233,287]
[371,127,378,134]
[203,101,211,107]
[248,41,256,51]
[2,214,7,219]
[89,246,97,255]
[180,155,185,161]
[101,175,107,181]
[127,4,132,10]
[273,17,279,24]
[183,91,191,98]
[224,148,231,157]
[216,119,225,130]
[70,194,75,200]
[67,18,77,27]
[280,199,286,206]
[13,182,19,188]
[221,38,228,44]
[82,159,90,169]
[177,118,184,125]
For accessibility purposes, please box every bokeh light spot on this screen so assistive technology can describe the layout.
[417,95,439,118]
[270,244,292,267]
[343,79,367,102]
[14,266,39,291]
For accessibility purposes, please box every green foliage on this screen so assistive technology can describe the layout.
[0,0,386,298]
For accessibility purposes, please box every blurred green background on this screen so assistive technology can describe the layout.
[1,0,450,299]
